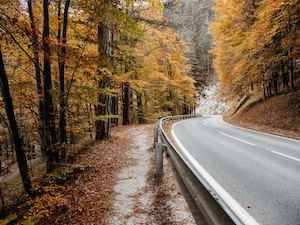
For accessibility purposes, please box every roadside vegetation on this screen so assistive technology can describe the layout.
[210,0,300,138]
[211,0,300,102]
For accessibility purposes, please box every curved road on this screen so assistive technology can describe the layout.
[172,115,300,225]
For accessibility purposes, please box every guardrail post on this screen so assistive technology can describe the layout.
[155,142,165,178]
[154,127,158,148]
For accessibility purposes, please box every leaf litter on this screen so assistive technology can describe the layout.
[50,124,195,224]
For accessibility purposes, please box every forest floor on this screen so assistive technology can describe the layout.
[226,90,300,140]
[45,124,195,225]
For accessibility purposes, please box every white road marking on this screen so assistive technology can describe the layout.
[171,127,260,225]
[271,151,300,162]
[219,132,255,146]
[203,122,208,127]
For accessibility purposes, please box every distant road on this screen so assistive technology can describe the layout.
[172,115,300,225]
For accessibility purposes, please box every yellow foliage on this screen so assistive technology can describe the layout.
[20,184,68,221]
[211,0,300,100]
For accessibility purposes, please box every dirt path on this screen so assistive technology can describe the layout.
[103,124,195,225]
[48,124,195,224]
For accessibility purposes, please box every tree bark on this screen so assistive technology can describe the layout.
[183,95,189,114]
[58,0,70,162]
[0,145,2,171]
[137,93,143,124]
[95,77,112,140]
[122,82,130,125]
[281,61,289,88]
[111,93,118,126]
[43,0,58,173]
[0,48,32,195]
[271,73,278,96]
[95,22,112,140]
[28,0,45,156]
[289,56,295,91]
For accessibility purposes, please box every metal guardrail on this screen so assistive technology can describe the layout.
[154,114,242,225]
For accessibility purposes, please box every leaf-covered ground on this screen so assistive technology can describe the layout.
[226,90,300,140]
[48,124,195,224]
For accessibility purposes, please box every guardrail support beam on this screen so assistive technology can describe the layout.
[155,142,165,178]
[154,127,158,148]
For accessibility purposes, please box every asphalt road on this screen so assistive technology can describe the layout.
[172,115,300,225]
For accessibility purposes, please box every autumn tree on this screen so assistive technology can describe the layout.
[211,0,299,101]
[0,46,32,195]
[127,5,197,118]
[57,0,71,161]
[27,0,45,155]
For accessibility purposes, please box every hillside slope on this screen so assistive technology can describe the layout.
[227,90,300,140]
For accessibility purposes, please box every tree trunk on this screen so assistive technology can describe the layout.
[268,79,272,97]
[289,57,295,91]
[287,14,295,92]
[263,80,267,99]
[58,0,70,162]
[43,0,58,173]
[122,82,130,125]
[137,93,143,124]
[95,17,113,140]
[0,48,32,195]
[281,62,289,88]
[185,96,189,114]
[28,0,45,156]
[111,94,118,126]
[0,145,2,171]
[271,73,278,96]
[95,77,112,140]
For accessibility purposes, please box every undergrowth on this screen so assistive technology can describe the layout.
[0,164,86,225]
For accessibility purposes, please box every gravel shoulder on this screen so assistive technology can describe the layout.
[53,124,195,224]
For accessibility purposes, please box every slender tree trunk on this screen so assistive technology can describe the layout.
[111,94,118,126]
[271,73,278,96]
[281,61,289,89]
[43,0,58,173]
[28,0,45,155]
[0,48,32,195]
[122,82,130,125]
[137,93,143,124]
[58,0,70,162]
[263,82,267,99]
[183,95,188,114]
[289,56,295,91]
[0,145,2,172]
[57,0,62,42]
[167,90,173,113]
[287,13,295,92]
[267,79,272,97]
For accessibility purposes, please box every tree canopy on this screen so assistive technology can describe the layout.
[210,0,300,100]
